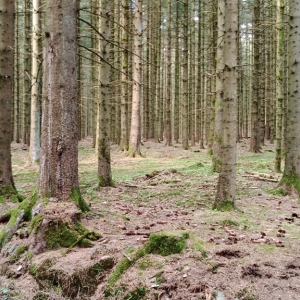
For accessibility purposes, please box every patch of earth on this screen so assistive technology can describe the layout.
[1,139,300,299]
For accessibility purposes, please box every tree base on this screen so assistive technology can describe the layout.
[29,201,101,254]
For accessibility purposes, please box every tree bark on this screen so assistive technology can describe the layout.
[97,0,112,187]
[39,0,85,207]
[0,0,17,197]
[29,0,41,164]
[128,0,143,157]
[214,0,238,210]
[281,0,300,196]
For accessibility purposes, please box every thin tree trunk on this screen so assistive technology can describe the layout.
[128,0,143,157]
[97,0,112,186]
[29,0,41,164]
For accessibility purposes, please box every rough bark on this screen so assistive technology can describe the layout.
[97,0,113,187]
[280,0,300,196]
[128,0,143,157]
[275,0,284,172]
[0,0,18,198]
[39,0,87,211]
[29,0,41,164]
[119,0,130,151]
[214,0,238,210]
[212,0,225,172]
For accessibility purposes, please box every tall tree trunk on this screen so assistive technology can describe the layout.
[29,0,41,164]
[181,0,189,150]
[280,0,300,196]
[39,0,86,209]
[128,0,143,157]
[97,0,112,186]
[0,0,18,197]
[119,0,130,151]
[212,0,225,172]
[165,0,172,146]
[214,0,238,210]
[250,0,261,152]
[275,0,285,172]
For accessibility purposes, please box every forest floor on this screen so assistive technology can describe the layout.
[1,138,300,300]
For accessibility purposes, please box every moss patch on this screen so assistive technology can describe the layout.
[108,232,187,285]
[213,200,235,211]
[70,188,90,213]
[280,174,300,197]
[0,184,24,203]
[43,221,101,250]
[124,287,146,300]
[0,191,38,248]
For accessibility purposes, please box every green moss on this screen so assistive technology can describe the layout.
[108,232,187,285]
[220,219,239,227]
[265,188,287,196]
[98,176,115,187]
[29,264,38,278]
[70,188,90,213]
[147,232,186,256]
[29,215,43,234]
[124,287,146,300]
[44,221,94,250]
[192,241,208,258]
[213,200,235,211]
[138,257,154,270]
[26,251,34,260]
[0,191,38,248]
[280,174,300,196]
[9,245,27,262]
[0,184,24,202]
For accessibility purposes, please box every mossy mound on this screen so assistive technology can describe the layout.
[31,249,114,299]
[0,191,38,248]
[43,220,101,250]
[108,232,187,285]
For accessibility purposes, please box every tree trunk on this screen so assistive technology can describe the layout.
[29,0,41,164]
[275,0,285,172]
[280,0,300,196]
[181,0,189,150]
[212,0,225,172]
[0,0,18,197]
[97,0,112,187]
[39,0,86,208]
[214,0,238,210]
[119,0,130,151]
[128,0,143,157]
[164,0,172,146]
